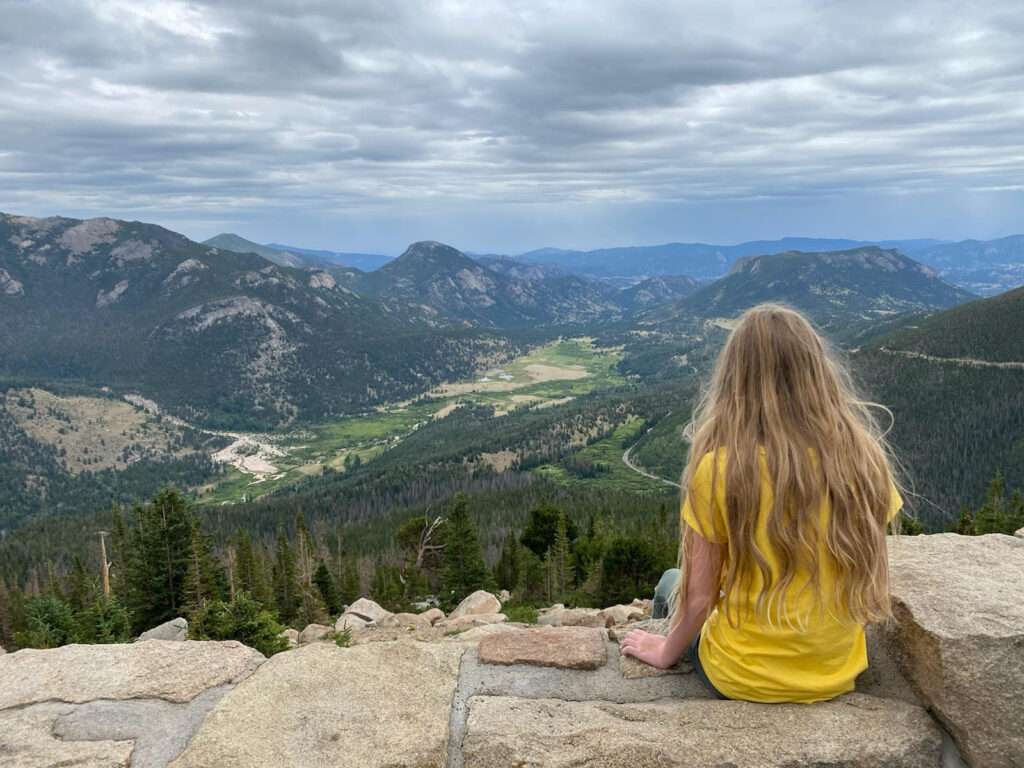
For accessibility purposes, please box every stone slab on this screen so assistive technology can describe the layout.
[462,693,943,768]
[478,625,608,670]
[54,686,232,768]
[886,533,1024,768]
[0,703,134,768]
[0,640,264,709]
[169,640,464,768]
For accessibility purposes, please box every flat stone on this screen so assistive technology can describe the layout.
[462,693,943,768]
[168,641,464,768]
[0,704,134,768]
[886,533,1024,768]
[449,590,501,619]
[0,640,264,709]
[139,617,188,642]
[52,686,232,768]
[478,626,608,670]
[297,623,332,644]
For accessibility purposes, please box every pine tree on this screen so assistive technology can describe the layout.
[339,555,360,606]
[272,521,300,625]
[119,488,205,633]
[183,521,221,629]
[293,513,327,626]
[439,493,492,608]
[493,531,520,593]
[551,513,571,600]
[312,561,341,616]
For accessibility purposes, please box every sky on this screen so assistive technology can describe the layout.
[1,0,1022,255]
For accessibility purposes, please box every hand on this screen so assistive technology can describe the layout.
[619,629,674,669]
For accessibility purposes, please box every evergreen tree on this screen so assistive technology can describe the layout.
[371,562,404,611]
[80,592,132,644]
[439,493,492,608]
[14,594,80,649]
[293,513,328,627]
[119,488,205,633]
[64,556,92,615]
[493,531,521,593]
[182,521,221,631]
[312,560,341,616]
[551,514,571,600]
[272,521,300,625]
[339,555,360,606]
[191,593,289,657]
[520,501,579,559]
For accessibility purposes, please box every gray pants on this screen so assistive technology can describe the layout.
[652,568,728,699]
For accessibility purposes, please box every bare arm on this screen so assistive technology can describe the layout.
[620,528,723,669]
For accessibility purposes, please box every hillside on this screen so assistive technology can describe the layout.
[0,214,527,429]
[867,285,1024,363]
[618,275,702,310]
[644,247,974,330]
[354,241,622,326]
[266,242,391,272]
[201,234,313,268]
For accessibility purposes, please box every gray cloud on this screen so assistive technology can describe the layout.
[0,0,1021,252]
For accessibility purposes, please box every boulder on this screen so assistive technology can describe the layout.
[439,613,507,633]
[297,623,332,644]
[168,641,464,768]
[449,590,501,619]
[279,628,299,647]
[139,617,188,642]
[0,645,5,655]
[536,605,565,626]
[462,693,942,767]
[498,589,512,602]
[380,612,432,630]
[343,598,393,624]
[334,613,374,633]
[0,640,264,709]
[1015,527,1024,539]
[478,626,608,670]
[886,533,1024,768]
[538,607,604,628]
[598,604,646,627]
[420,607,445,625]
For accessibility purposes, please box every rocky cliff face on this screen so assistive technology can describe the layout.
[1,533,1020,768]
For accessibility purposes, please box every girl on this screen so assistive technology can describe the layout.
[620,303,903,703]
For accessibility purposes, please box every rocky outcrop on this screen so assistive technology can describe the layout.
[139,617,188,642]
[448,589,501,619]
[885,533,1024,768]
[437,612,507,632]
[0,640,263,708]
[537,605,605,627]
[462,693,943,767]
[6,534,1022,768]
[169,642,463,768]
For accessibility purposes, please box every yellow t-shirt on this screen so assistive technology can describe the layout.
[681,448,902,703]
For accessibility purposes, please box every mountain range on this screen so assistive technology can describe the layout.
[0,214,526,429]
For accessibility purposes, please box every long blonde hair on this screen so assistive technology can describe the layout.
[673,303,899,631]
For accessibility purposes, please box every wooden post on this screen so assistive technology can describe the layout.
[98,531,111,600]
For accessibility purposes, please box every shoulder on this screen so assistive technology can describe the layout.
[691,448,727,488]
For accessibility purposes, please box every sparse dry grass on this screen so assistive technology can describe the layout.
[4,387,192,474]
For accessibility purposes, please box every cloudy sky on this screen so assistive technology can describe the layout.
[1,0,1022,254]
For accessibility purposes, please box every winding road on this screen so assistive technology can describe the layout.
[621,445,682,489]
